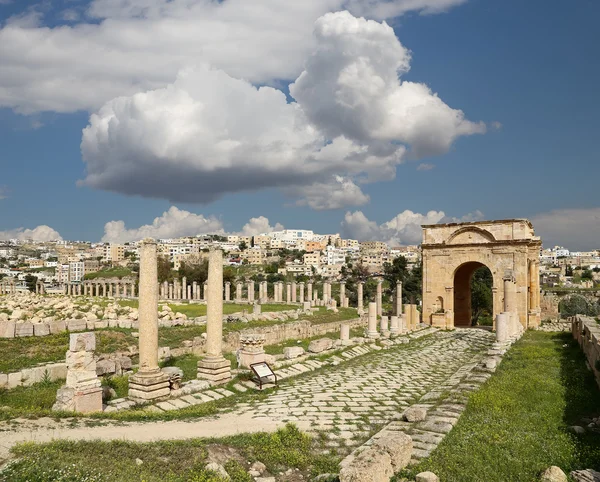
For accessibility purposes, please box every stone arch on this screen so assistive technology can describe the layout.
[421,219,542,330]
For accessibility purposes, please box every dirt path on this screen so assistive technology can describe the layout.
[0,413,312,462]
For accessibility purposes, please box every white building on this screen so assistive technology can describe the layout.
[325,245,346,265]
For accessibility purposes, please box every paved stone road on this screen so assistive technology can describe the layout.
[232,328,495,451]
[0,328,495,462]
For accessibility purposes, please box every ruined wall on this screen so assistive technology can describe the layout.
[540,293,560,321]
[571,315,600,388]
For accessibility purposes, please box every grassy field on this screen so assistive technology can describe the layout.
[1,424,339,482]
[116,301,298,318]
[397,331,600,481]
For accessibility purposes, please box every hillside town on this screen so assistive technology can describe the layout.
[1,229,599,293]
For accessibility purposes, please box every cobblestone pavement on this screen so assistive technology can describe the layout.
[232,328,495,452]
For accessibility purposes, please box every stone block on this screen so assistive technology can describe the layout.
[67,319,87,332]
[33,323,50,337]
[94,320,109,329]
[15,322,33,337]
[540,466,567,482]
[117,319,132,329]
[0,321,15,338]
[73,386,103,413]
[118,356,132,370]
[7,371,22,389]
[49,320,67,335]
[416,472,440,482]
[96,359,116,376]
[308,338,333,353]
[404,406,427,422]
[0,373,7,389]
[47,362,67,380]
[339,448,394,482]
[86,320,96,330]
[284,346,306,359]
[69,332,96,351]
[372,432,413,471]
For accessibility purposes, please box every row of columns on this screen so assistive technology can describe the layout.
[0,280,16,294]
[63,281,136,298]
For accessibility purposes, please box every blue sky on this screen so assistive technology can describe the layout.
[0,0,599,249]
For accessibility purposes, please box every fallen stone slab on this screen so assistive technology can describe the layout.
[15,322,33,337]
[308,338,333,353]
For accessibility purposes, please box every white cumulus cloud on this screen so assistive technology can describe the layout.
[531,207,600,251]
[238,216,285,236]
[102,206,224,243]
[0,0,468,114]
[0,225,62,242]
[341,209,484,244]
[80,11,484,208]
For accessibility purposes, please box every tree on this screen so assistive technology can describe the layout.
[383,256,422,304]
[470,267,493,325]
[239,241,248,252]
[565,265,573,277]
[24,274,38,292]
[157,256,174,283]
[178,259,209,285]
[581,269,593,281]
[559,295,600,318]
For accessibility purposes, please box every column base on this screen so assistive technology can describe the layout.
[528,310,541,329]
[197,356,231,385]
[128,370,171,401]
[367,331,380,339]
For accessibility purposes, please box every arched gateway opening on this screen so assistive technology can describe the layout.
[453,262,493,327]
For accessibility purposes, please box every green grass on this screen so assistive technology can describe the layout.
[84,267,133,280]
[264,332,338,355]
[161,353,201,381]
[397,331,600,482]
[0,378,62,411]
[2,424,338,482]
[114,301,298,319]
[309,307,358,325]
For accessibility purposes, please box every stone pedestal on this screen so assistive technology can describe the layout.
[376,279,383,317]
[197,356,232,383]
[340,324,351,345]
[128,372,171,400]
[237,334,266,369]
[357,282,364,313]
[367,302,379,339]
[53,332,102,414]
[380,315,390,338]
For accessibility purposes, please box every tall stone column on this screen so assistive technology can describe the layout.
[376,279,383,317]
[129,239,170,401]
[35,283,39,294]
[192,281,197,300]
[323,282,329,304]
[203,282,208,301]
[225,282,231,302]
[390,316,400,336]
[286,283,292,304]
[339,282,345,307]
[182,277,187,300]
[248,281,254,302]
[357,282,364,312]
[496,312,509,342]
[307,282,313,304]
[236,282,243,302]
[291,281,297,302]
[197,249,231,384]
[168,283,173,300]
[367,302,379,338]
[395,282,403,316]
[299,282,305,303]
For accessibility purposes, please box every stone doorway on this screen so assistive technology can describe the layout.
[453,262,493,327]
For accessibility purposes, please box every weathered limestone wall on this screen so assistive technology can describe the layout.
[540,293,560,321]
[223,317,365,353]
[572,315,600,388]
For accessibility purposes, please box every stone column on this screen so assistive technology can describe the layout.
[192,281,197,300]
[129,239,170,401]
[225,282,231,302]
[77,284,82,296]
[395,282,403,316]
[367,302,379,338]
[203,282,208,301]
[248,281,254,302]
[168,283,173,300]
[108,283,113,297]
[357,282,364,313]
[339,282,345,307]
[323,282,329,305]
[35,283,39,294]
[197,249,231,384]
[496,312,509,342]
[299,282,305,303]
[286,283,292,304]
[187,285,191,300]
[236,282,243,302]
[237,334,266,368]
[376,278,383,317]
[291,281,297,302]
[380,315,390,337]
[181,277,187,300]
[503,274,517,332]
[404,303,413,330]
[390,316,400,336]
[307,282,313,304]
